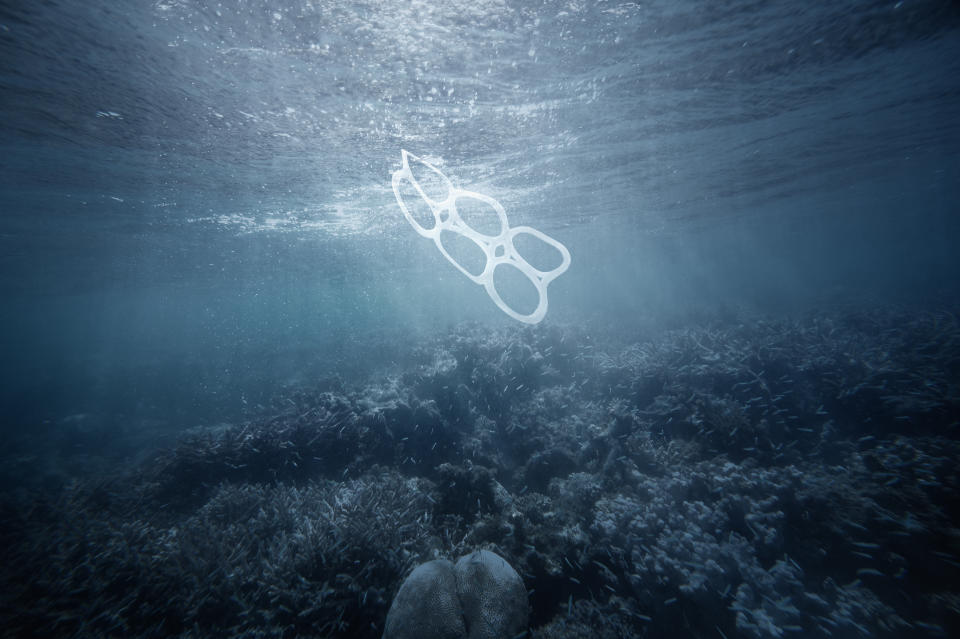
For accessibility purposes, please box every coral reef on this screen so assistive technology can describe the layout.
[1,308,958,637]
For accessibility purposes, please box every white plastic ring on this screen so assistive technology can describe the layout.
[392,150,571,324]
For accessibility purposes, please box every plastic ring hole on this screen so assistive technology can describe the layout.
[512,229,566,273]
[439,229,486,278]
[453,193,506,237]
[494,245,505,258]
[406,154,450,203]
[396,176,437,232]
[492,261,540,317]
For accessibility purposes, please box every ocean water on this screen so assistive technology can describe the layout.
[1,1,959,637]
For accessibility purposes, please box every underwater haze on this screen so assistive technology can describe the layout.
[2,1,960,638]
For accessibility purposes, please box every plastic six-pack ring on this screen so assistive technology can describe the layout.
[391,150,571,324]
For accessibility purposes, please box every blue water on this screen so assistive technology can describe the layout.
[1,1,960,636]
[3,0,957,434]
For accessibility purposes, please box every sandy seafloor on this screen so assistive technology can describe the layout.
[1,306,958,638]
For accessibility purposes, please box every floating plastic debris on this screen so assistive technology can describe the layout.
[391,149,571,324]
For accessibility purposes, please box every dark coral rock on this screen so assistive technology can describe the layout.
[383,550,528,639]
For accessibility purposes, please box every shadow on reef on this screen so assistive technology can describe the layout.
[1,308,959,638]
